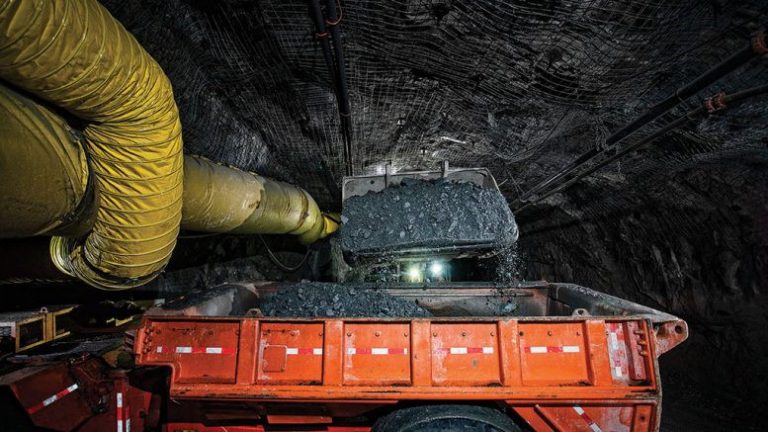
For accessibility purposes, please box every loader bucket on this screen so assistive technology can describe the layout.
[340,162,518,263]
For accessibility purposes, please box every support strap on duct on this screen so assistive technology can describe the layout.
[0,0,184,289]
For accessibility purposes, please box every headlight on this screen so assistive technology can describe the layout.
[406,265,423,282]
[429,261,444,277]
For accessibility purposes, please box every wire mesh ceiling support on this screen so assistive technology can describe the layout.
[512,28,768,211]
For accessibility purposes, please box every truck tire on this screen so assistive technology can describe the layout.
[373,405,522,432]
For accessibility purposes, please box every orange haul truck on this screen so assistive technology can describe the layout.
[132,281,688,431]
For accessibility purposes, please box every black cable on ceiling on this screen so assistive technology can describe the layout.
[513,29,768,209]
[308,0,354,177]
[514,83,768,212]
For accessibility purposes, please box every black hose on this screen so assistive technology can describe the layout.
[308,0,354,176]
[516,83,768,211]
[259,235,310,273]
[606,38,764,147]
[308,0,338,97]
[516,30,767,204]
[325,0,354,176]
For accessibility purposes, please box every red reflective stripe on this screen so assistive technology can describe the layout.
[435,347,494,354]
[26,384,79,415]
[573,406,603,432]
[347,348,408,355]
[168,346,236,355]
[606,323,630,380]
[524,345,580,353]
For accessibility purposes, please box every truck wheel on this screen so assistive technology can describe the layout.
[373,405,522,432]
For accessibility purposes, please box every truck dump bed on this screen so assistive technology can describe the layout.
[134,282,687,431]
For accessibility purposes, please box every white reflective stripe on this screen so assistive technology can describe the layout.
[37,383,78,410]
[42,394,58,407]
[116,392,123,408]
[313,348,323,355]
[482,346,494,354]
[371,348,389,355]
[562,346,580,353]
[175,346,192,353]
[614,366,623,377]
[346,348,356,355]
[117,421,123,432]
[155,346,163,353]
[590,423,603,432]
[126,418,131,432]
[609,333,619,350]
[205,347,223,354]
[450,347,468,354]
[286,348,299,355]
[529,346,547,353]
[573,405,585,415]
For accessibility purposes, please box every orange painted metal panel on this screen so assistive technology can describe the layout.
[343,323,411,386]
[519,322,590,386]
[410,320,432,386]
[584,320,613,386]
[134,316,664,432]
[512,403,654,432]
[258,322,324,384]
[430,323,501,386]
[143,320,240,383]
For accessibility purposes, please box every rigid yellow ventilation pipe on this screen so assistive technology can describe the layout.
[0,0,184,289]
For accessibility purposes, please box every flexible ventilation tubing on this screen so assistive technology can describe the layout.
[0,0,184,289]
[0,0,337,288]
[0,84,92,238]
[0,83,338,284]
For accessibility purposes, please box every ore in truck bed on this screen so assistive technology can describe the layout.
[259,282,431,317]
[341,178,517,253]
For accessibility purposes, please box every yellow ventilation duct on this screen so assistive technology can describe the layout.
[0,83,338,284]
[0,0,184,289]
[0,84,92,238]
[183,156,339,245]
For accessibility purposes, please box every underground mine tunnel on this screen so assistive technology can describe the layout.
[0,0,766,431]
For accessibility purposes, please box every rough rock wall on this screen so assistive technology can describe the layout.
[519,158,768,430]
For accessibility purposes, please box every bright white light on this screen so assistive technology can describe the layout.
[430,262,444,277]
[406,265,422,282]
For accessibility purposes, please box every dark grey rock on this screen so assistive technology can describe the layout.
[341,179,517,253]
[259,282,432,318]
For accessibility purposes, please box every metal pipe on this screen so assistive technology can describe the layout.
[516,84,768,211]
[516,30,767,205]
[606,31,767,147]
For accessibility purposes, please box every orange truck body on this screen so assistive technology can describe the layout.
[131,282,688,431]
